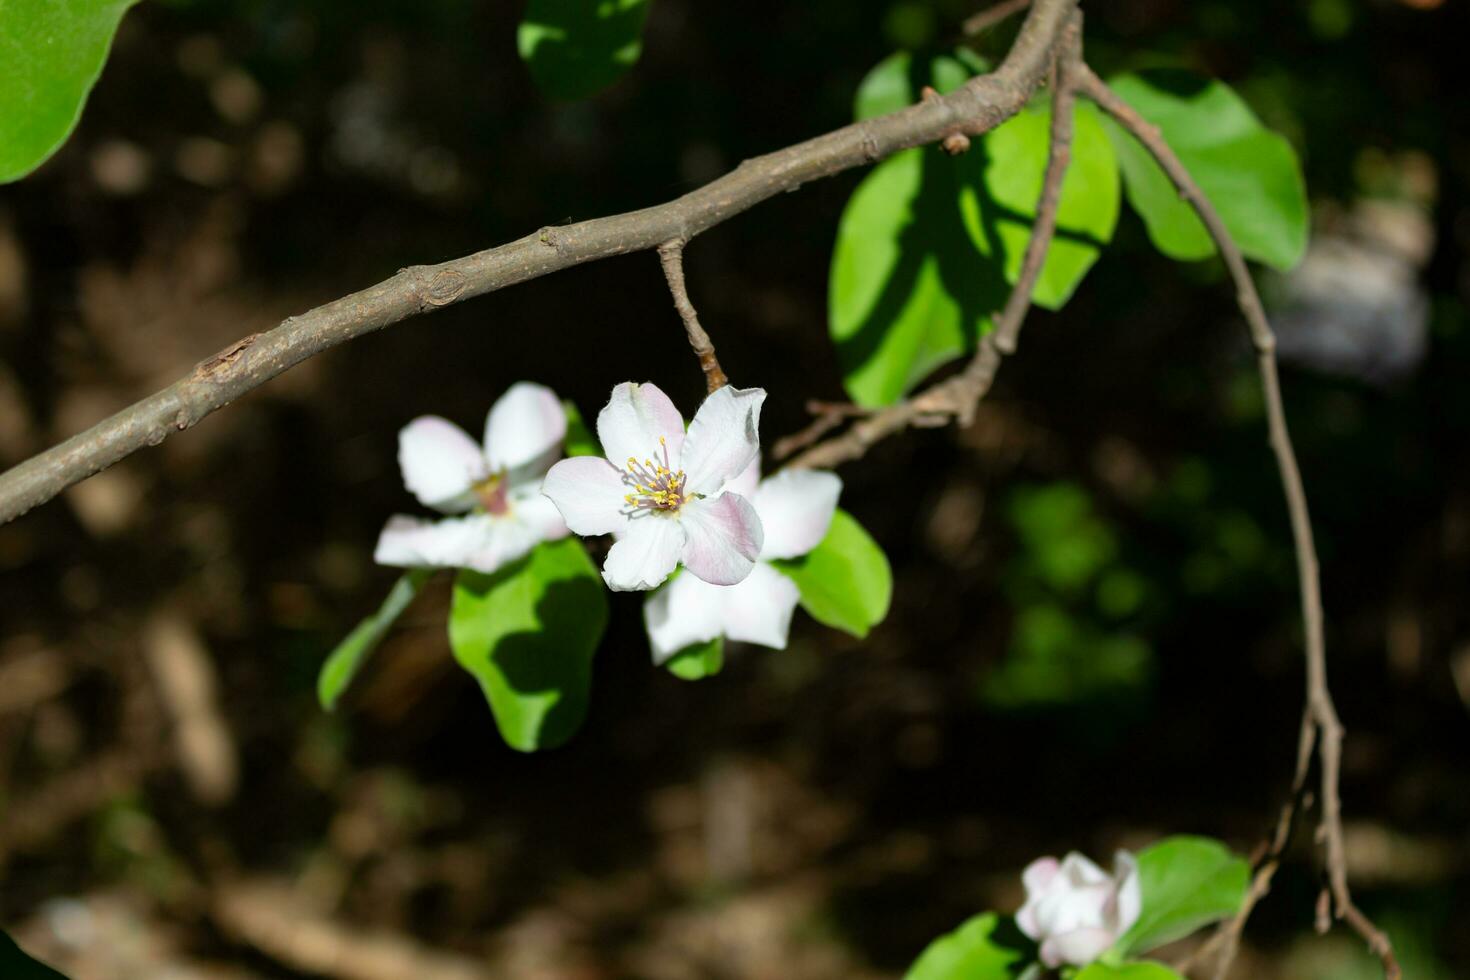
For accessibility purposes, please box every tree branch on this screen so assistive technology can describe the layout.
[1074,63,1399,980]
[784,12,1081,471]
[656,240,727,393]
[0,0,1079,526]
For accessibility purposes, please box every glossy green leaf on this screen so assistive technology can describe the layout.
[0,929,68,979]
[903,913,1033,980]
[563,399,600,457]
[0,0,140,182]
[665,636,724,680]
[981,101,1120,309]
[772,509,891,638]
[318,569,433,711]
[1116,835,1249,956]
[449,538,608,751]
[517,0,652,101]
[1099,70,1308,270]
[1076,963,1185,980]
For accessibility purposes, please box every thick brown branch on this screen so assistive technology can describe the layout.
[1075,64,1399,980]
[0,0,1078,526]
[657,241,727,393]
[786,15,1080,471]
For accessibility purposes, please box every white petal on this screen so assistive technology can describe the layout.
[643,573,727,663]
[1058,852,1110,888]
[724,455,761,498]
[752,469,842,560]
[680,386,765,493]
[398,417,487,512]
[1040,928,1116,968]
[541,456,630,536]
[509,485,569,542]
[679,492,763,586]
[1111,851,1142,935]
[720,563,800,649]
[603,515,684,591]
[373,513,528,573]
[484,381,567,479]
[596,382,685,474]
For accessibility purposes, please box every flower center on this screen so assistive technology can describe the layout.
[472,472,511,516]
[622,436,689,513]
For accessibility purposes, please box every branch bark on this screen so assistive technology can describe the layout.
[0,0,1078,526]
[1075,64,1399,980]
[657,241,727,393]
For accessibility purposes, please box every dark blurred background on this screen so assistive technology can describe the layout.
[1,0,1467,976]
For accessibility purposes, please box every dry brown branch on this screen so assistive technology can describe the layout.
[963,0,1034,37]
[786,14,1081,471]
[0,0,1080,526]
[1075,63,1399,980]
[657,241,728,393]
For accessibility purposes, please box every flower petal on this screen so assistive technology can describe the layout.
[1111,850,1142,935]
[725,455,761,498]
[1040,928,1116,968]
[484,381,567,479]
[603,515,684,591]
[1017,857,1060,940]
[374,513,533,575]
[720,562,800,649]
[680,386,765,494]
[541,456,630,536]
[596,382,685,474]
[643,572,727,663]
[398,416,487,512]
[1058,852,1110,888]
[510,484,569,542]
[679,491,763,586]
[752,469,842,560]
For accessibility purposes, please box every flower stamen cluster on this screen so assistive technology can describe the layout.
[622,437,689,512]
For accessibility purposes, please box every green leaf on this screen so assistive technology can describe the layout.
[0,0,140,182]
[449,538,608,751]
[1076,963,1185,980]
[981,101,1120,309]
[853,50,984,122]
[665,636,724,680]
[318,569,433,711]
[1116,835,1250,956]
[0,929,68,979]
[903,913,1033,980]
[517,0,652,101]
[563,399,600,457]
[772,509,891,638]
[1098,70,1308,270]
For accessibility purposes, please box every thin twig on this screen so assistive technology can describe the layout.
[963,0,1033,37]
[1076,63,1399,980]
[786,14,1081,471]
[657,240,728,393]
[0,0,1079,527]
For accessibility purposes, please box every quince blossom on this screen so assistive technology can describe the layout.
[642,459,841,661]
[541,382,765,592]
[374,382,569,574]
[1017,850,1141,968]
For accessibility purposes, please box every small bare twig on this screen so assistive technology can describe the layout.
[786,14,1081,471]
[963,0,1034,37]
[657,241,728,393]
[1076,63,1398,980]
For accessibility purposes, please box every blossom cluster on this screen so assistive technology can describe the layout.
[375,380,840,655]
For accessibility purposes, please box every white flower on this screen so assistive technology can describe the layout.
[642,458,841,661]
[1017,850,1142,968]
[374,382,570,575]
[541,381,766,592]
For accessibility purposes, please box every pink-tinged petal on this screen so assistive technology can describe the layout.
[596,382,685,473]
[1058,852,1110,888]
[720,562,800,649]
[460,516,542,575]
[398,417,486,512]
[484,382,566,478]
[509,485,569,542]
[1040,928,1116,968]
[680,386,765,494]
[1044,881,1113,934]
[1023,856,1062,896]
[541,456,629,536]
[1111,850,1142,935]
[752,469,842,560]
[374,514,489,569]
[643,572,727,663]
[679,492,763,586]
[724,455,761,498]
[603,515,684,591]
